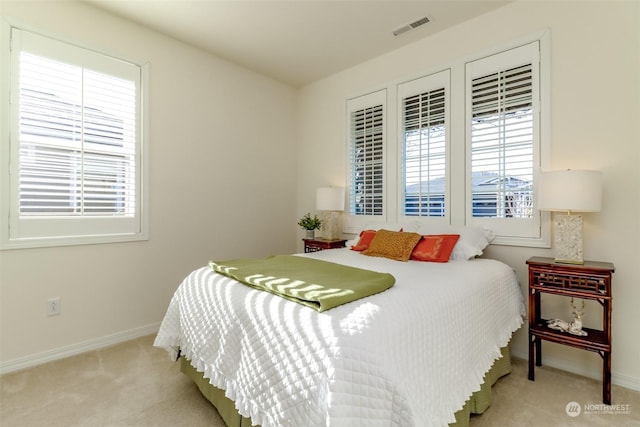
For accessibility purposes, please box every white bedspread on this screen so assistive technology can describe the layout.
[154,249,525,427]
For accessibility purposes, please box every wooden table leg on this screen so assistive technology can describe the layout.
[603,351,611,404]
[528,333,535,380]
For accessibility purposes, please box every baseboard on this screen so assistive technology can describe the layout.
[0,322,160,375]
[512,349,640,392]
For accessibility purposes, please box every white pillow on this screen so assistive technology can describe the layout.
[415,224,495,260]
[345,238,358,248]
[362,221,420,233]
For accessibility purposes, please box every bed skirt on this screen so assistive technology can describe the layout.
[180,345,511,427]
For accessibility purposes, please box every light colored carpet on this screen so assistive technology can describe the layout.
[1,335,638,426]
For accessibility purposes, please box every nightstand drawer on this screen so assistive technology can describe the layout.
[303,238,347,253]
[530,269,609,296]
[527,256,613,298]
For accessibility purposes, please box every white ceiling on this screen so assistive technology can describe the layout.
[86,0,512,87]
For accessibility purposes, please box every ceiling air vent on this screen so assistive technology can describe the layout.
[393,16,430,37]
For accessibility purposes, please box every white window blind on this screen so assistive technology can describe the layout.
[466,41,541,239]
[19,52,136,216]
[347,90,385,217]
[2,27,147,248]
[470,63,533,218]
[399,70,449,219]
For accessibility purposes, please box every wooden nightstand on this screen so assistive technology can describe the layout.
[527,256,614,404]
[303,238,347,253]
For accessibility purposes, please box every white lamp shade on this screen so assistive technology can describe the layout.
[537,170,602,213]
[316,187,345,211]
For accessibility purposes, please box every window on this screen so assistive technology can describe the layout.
[398,70,450,220]
[465,41,543,241]
[470,64,533,219]
[344,33,549,247]
[1,26,147,249]
[347,90,386,220]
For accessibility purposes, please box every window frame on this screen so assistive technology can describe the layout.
[1,21,149,249]
[397,69,451,225]
[465,41,546,246]
[343,89,387,234]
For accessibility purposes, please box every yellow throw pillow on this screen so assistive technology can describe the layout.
[362,229,422,262]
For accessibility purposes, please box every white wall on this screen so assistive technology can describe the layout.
[0,1,298,370]
[296,0,640,390]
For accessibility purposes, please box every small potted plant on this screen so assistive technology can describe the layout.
[298,212,322,239]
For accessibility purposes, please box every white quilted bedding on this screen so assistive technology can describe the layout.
[154,249,525,427]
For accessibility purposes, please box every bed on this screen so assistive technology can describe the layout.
[154,229,525,427]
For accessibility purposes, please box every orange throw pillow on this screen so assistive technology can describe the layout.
[362,229,422,262]
[351,230,377,251]
[410,234,460,263]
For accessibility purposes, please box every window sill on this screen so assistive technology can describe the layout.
[0,232,148,250]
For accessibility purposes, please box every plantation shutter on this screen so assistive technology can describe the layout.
[466,41,541,239]
[348,91,385,217]
[470,63,533,219]
[18,52,137,216]
[399,70,449,218]
[4,27,145,248]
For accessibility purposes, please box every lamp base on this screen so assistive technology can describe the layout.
[320,211,342,240]
[554,214,584,264]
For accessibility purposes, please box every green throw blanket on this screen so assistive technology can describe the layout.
[208,255,395,312]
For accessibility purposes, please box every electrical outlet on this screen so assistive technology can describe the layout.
[47,297,61,316]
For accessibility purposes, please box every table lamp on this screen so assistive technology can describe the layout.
[537,170,602,264]
[316,187,345,240]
